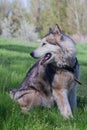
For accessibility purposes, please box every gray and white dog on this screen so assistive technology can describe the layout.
[10,24,80,118]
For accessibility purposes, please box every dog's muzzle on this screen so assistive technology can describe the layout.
[30,51,40,59]
[30,51,35,58]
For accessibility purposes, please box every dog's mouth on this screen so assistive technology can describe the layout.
[39,53,52,65]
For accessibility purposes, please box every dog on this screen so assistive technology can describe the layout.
[10,24,80,118]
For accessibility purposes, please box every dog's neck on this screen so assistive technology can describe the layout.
[49,57,78,73]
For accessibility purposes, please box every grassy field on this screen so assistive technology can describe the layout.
[0,38,87,130]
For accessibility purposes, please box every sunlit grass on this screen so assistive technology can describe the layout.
[0,38,87,130]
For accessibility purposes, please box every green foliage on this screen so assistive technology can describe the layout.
[0,0,38,40]
[29,0,87,36]
[0,0,87,37]
[0,38,87,130]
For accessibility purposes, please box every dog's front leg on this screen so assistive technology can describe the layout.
[53,88,73,118]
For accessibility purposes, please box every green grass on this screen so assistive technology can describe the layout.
[0,38,87,130]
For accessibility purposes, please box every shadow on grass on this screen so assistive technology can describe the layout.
[80,62,87,67]
[77,96,87,109]
[0,55,34,66]
[0,44,35,54]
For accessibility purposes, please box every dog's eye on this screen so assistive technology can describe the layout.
[42,43,46,46]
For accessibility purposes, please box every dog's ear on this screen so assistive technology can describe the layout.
[49,28,53,33]
[53,24,61,34]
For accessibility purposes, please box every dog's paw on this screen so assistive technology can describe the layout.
[9,90,14,99]
[21,107,29,114]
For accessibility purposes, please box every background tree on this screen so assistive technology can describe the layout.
[0,0,38,40]
[29,0,68,36]
[66,0,87,34]
[0,0,87,41]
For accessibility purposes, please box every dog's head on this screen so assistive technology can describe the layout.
[30,24,65,65]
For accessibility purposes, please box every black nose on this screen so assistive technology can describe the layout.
[30,51,34,57]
